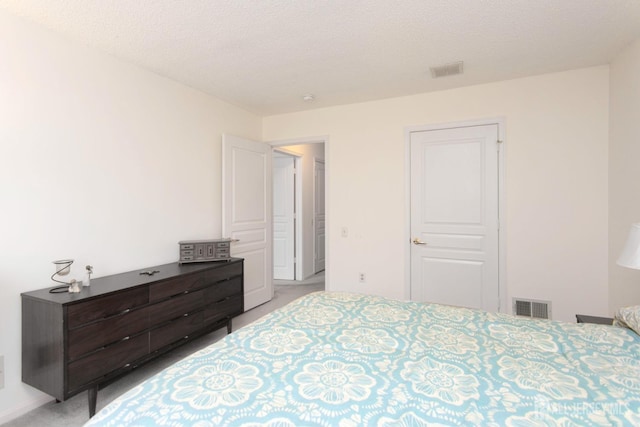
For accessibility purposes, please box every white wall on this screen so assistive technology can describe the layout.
[275,143,325,279]
[0,9,261,421]
[264,66,610,323]
[609,38,640,312]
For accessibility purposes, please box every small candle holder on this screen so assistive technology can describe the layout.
[52,259,74,285]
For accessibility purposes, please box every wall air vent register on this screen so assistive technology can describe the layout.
[513,298,552,320]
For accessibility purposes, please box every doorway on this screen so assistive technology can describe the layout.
[223,135,327,310]
[407,119,505,312]
[270,139,326,285]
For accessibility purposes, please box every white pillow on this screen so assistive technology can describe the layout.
[613,305,640,335]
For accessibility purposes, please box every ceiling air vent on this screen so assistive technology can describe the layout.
[513,298,552,320]
[429,61,464,78]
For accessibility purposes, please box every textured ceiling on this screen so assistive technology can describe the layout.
[2,0,640,115]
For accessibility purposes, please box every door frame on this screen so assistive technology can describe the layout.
[267,135,331,289]
[273,148,303,280]
[404,118,506,312]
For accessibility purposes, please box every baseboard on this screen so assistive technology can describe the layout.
[0,395,53,424]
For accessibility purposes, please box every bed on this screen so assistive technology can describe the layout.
[85,292,640,426]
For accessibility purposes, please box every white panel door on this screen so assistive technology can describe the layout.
[410,124,500,311]
[273,153,295,280]
[314,159,326,273]
[222,134,273,310]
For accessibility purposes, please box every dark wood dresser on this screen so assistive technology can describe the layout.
[21,258,243,417]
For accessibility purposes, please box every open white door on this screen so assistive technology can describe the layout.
[273,152,296,280]
[222,134,273,310]
[314,159,326,273]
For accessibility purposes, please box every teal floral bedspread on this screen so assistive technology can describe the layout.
[85,292,640,426]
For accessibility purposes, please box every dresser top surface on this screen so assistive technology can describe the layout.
[21,258,243,305]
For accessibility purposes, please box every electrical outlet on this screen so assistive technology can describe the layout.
[341,227,348,238]
[0,354,4,390]
[359,273,366,283]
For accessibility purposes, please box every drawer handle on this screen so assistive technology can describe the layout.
[123,363,131,368]
[183,335,189,340]
[183,290,190,294]
[216,296,231,304]
[121,336,130,341]
[103,308,131,320]
[183,313,189,317]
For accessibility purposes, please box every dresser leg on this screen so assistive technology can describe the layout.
[227,319,233,334]
[88,385,98,417]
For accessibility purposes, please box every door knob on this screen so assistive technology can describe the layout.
[412,238,428,245]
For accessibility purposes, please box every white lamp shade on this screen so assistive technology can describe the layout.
[617,223,640,270]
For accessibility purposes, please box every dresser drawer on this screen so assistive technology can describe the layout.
[149,274,207,302]
[150,311,203,352]
[205,276,242,302]
[67,307,149,361]
[206,262,243,284]
[67,287,148,328]
[204,295,243,325]
[67,333,148,391]
[148,290,204,325]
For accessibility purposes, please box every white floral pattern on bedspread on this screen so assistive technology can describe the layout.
[85,292,640,426]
